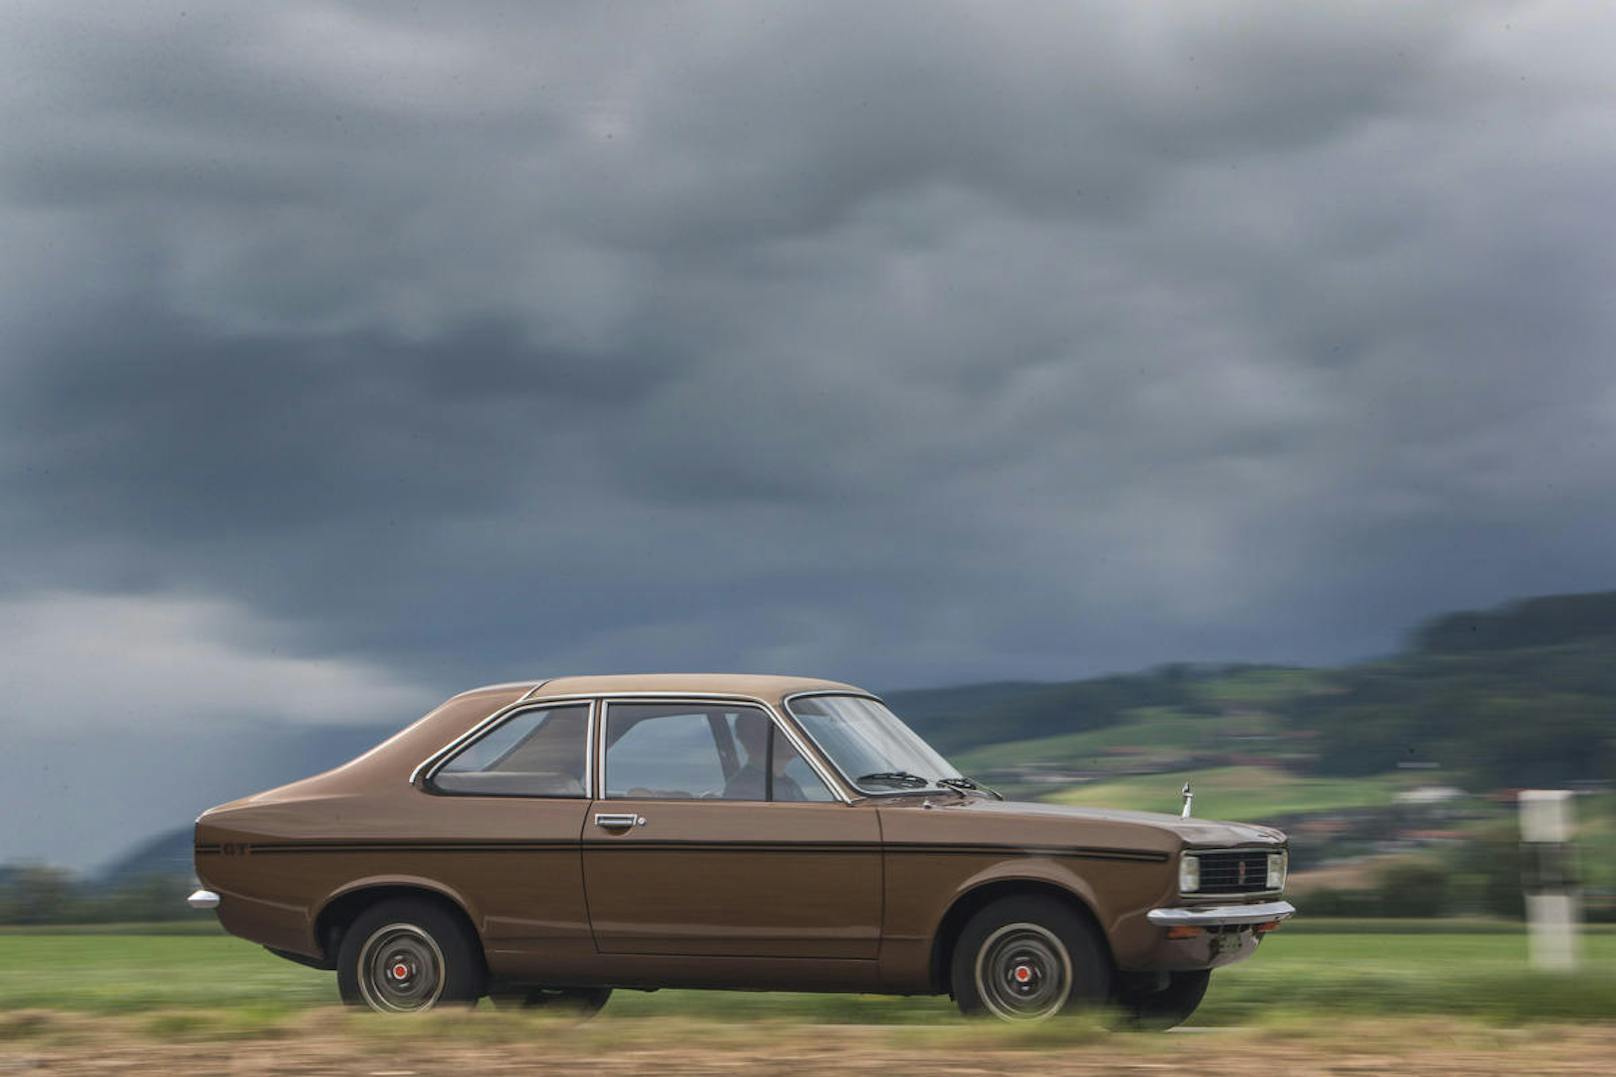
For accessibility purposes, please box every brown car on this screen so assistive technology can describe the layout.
[191,674,1293,1023]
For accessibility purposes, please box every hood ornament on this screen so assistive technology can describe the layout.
[1180,781,1194,819]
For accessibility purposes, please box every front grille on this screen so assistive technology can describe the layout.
[1195,849,1272,895]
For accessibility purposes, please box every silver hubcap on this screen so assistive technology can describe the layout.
[974,922,1073,1021]
[357,923,446,1013]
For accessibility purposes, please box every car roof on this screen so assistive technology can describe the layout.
[475,673,867,705]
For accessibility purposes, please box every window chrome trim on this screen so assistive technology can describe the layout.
[412,695,598,798]
[461,679,548,697]
[405,680,551,784]
[782,689,963,799]
[595,693,852,804]
[409,700,530,787]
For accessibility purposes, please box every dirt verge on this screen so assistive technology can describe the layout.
[3,1010,1614,1074]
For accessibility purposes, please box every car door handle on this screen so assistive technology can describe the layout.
[594,813,645,829]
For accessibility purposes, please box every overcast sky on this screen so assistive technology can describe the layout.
[5,2,1616,862]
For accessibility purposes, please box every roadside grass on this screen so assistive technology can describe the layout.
[1201,928,1616,1025]
[0,921,223,937]
[2,923,1613,1028]
[0,934,331,1013]
[1280,916,1616,934]
[1042,765,1411,820]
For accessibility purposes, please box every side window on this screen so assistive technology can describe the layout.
[606,704,756,799]
[773,731,836,803]
[430,704,589,797]
[610,714,711,797]
[604,702,837,802]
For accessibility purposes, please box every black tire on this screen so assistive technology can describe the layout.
[1119,969,1210,1030]
[486,986,613,1018]
[950,895,1112,1021]
[336,898,485,1013]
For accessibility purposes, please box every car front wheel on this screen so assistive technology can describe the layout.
[950,895,1112,1021]
[337,898,485,1013]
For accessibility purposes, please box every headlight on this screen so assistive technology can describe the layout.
[1179,854,1200,893]
[1266,851,1287,891]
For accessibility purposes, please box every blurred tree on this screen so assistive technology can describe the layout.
[0,864,77,924]
[1374,860,1450,917]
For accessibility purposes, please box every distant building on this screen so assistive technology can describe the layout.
[1394,785,1466,805]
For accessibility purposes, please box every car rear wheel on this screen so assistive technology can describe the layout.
[486,986,612,1017]
[336,898,484,1013]
[1119,968,1210,1030]
[950,895,1111,1021]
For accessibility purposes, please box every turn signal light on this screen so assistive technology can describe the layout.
[1165,926,1203,939]
[1253,920,1282,934]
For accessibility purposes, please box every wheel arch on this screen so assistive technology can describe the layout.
[313,877,483,971]
[928,876,1115,995]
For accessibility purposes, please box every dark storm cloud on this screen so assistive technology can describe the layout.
[3,0,1616,763]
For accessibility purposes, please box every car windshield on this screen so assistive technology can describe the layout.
[786,694,962,794]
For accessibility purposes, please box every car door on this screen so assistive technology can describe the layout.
[581,698,882,959]
[417,699,595,956]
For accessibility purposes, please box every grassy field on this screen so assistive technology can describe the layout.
[2,921,1613,1026]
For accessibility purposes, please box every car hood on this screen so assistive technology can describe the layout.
[884,794,1287,848]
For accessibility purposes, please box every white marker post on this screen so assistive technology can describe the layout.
[1519,790,1579,971]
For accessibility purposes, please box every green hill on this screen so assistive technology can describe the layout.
[891,592,1616,796]
[1289,638,1616,787]
[886,663,1272,754]
[1415,591,1616,654]
[1044,766,1412,821]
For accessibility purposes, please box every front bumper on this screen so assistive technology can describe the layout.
[187,889,220,910]
[1124,899,1294,972]
[1147,899,1295,927]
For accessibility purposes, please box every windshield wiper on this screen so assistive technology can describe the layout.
[938,776,1004,801]
[856,770,930,789]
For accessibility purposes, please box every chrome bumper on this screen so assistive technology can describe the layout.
[187,889,220,910]
[1147,899,1295,927]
